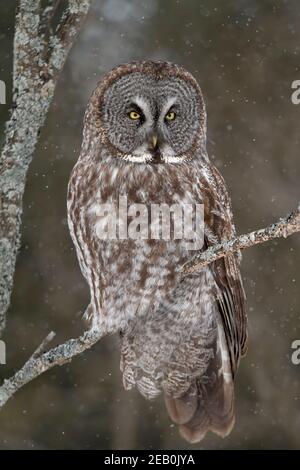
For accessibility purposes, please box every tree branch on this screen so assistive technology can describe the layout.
[0,203,299,410]
[0,327,105,409]
[0,0,91,335]
[182,203,300,274]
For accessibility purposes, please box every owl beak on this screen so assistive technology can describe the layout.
[149,134,158,150]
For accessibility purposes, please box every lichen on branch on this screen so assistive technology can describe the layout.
[0,0,91,335]
[182,203,300,274]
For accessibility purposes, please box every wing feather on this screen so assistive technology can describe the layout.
[201,162,248,375]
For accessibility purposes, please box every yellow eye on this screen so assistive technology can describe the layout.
[165,111,176,121]
[129,110,141,120]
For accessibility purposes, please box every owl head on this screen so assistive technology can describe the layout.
[85,61,206,163]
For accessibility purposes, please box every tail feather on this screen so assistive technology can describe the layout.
[164,384,198,425]
[165,319,235,443]
[170,379,235,443]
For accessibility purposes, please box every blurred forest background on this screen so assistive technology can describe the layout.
[0,0,300,450]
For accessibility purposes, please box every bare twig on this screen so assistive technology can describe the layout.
[29,331,56,360]
[182,203,300,274]
[0,327,105,409]
[0,0,91,335]
[0,203,299,410]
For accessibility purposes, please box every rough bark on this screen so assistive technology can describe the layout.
[0,0,91,335]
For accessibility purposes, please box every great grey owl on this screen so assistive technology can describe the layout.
[67,61,248,443]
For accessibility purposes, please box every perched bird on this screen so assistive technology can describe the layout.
[67,61,248,443]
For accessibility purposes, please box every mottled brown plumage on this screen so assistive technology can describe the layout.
[67,61,247,442]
